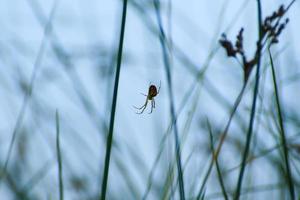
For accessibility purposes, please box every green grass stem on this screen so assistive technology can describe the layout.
[56,111,64,200]
[234,0,263,198]
[100,0,128,199]
[153,0,185,199]
[268,48,295,199]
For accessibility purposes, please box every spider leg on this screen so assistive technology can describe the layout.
[133,97,148,109]
[137,104,147,114]
[134,98,148,114]
[133,104,145,110]
[157,81,161,94]
[148,100,154,114]
[140,93,147,96]
[153,99,155,108]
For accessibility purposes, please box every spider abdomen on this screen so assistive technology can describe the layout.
[148,85,158,98]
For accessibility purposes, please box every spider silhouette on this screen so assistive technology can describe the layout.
[134,82,161,114]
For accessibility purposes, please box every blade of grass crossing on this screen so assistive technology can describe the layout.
[100,1,128,199]
[0,0,59,185]
[56,111,64,200]
[196,84,246,200]
[268,48,295,199]
[153,0,185,199]
[206,119,228,200]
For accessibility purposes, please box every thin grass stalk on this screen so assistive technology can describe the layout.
[268,48,295,199]
[0,169,30,200]
[197,84,246,200]
[226,132,300,174]
[142,129,171,200]
[214,83,246,159]
[0,0,59,185]
[21,159,55,194]
[206,119,228,200]
[162,163,175,200]
[153,0,185,199]
[100,0,128,199]
[26,0,112,146]
[142,80,200,200]
[56,111,64,200]
[142,87,193,200]
[206,182,287,200]
[234,0,263,199]
[114,158,141,198]
[168,46,221,196]
[169,146,198,200]
[142,40,218,200]
[162,86,202,200]
[167,1,174,198]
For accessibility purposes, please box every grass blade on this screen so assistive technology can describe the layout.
[100,0,128,199]
[268,48,295,199]
[56,111,64,200]
[196,84,246,200]
[153,0,185,199]
[234,0,263,198]
[206,119,228,200]
[0,0,59,185]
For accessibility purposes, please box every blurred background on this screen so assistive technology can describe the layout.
[0,0,300,199]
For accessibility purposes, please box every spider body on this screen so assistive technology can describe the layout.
[148,85,158,100]
[134,82,160,114]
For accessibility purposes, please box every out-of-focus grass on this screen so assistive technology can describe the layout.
[207,119,228,200]
[56,111,64,200]
[269,47,295,198]
[153,0,185,198]
[1,0,300,199]
[0,0,60,186]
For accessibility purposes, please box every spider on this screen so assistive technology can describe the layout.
[134,82,161,114]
